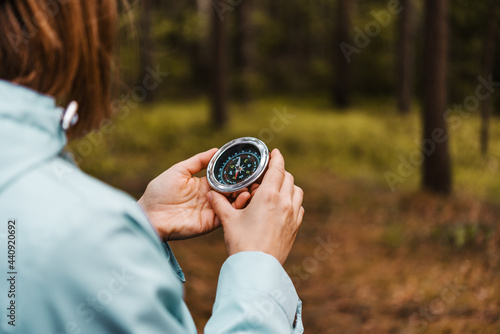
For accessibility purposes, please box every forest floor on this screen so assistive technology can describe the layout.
[174,175,500,333]
[72,98,500,333]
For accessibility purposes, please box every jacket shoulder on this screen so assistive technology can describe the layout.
[0,157,194,333]
[1,155,159,247]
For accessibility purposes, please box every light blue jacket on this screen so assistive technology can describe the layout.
[0,80,303,333]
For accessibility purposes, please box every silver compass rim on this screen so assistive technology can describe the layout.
[207,137,269,194]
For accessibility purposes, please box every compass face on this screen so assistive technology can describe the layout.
[214,144,261,185]
[207,137,269,194]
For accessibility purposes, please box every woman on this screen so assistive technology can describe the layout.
[0,1,304,333]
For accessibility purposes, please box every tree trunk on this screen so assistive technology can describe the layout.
[195,0,211,85]
[234,0,253,104]
[397,0,415,114]
[333,0,352,109]
[210,7,228,128]
[480,0,497,155]
[422,0,452,194]
[138,0,155,102]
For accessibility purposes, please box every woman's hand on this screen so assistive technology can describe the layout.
[208,149,304,265]
[138,149,251,241]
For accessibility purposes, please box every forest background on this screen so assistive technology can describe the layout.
[71,0,500,332]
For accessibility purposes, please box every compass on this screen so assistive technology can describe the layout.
[207,137,270,194]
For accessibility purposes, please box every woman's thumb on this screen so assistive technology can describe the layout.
[207,191,233,220]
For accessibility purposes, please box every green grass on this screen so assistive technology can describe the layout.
[70,97,500,202]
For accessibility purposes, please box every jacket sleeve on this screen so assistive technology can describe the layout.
[205,252,304,333]
[28,208,198,334]
[32,205,303,334]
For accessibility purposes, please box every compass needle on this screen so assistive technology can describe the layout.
[207,137,269,194]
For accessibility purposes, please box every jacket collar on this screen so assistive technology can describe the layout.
[0,80,67,192]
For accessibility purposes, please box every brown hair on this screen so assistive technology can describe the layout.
[0,0,119,138]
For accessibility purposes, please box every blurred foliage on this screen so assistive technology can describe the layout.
[117,0,500,111]
[70,2,500,329]
[431,223,495,249]
[71,98,500,201]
